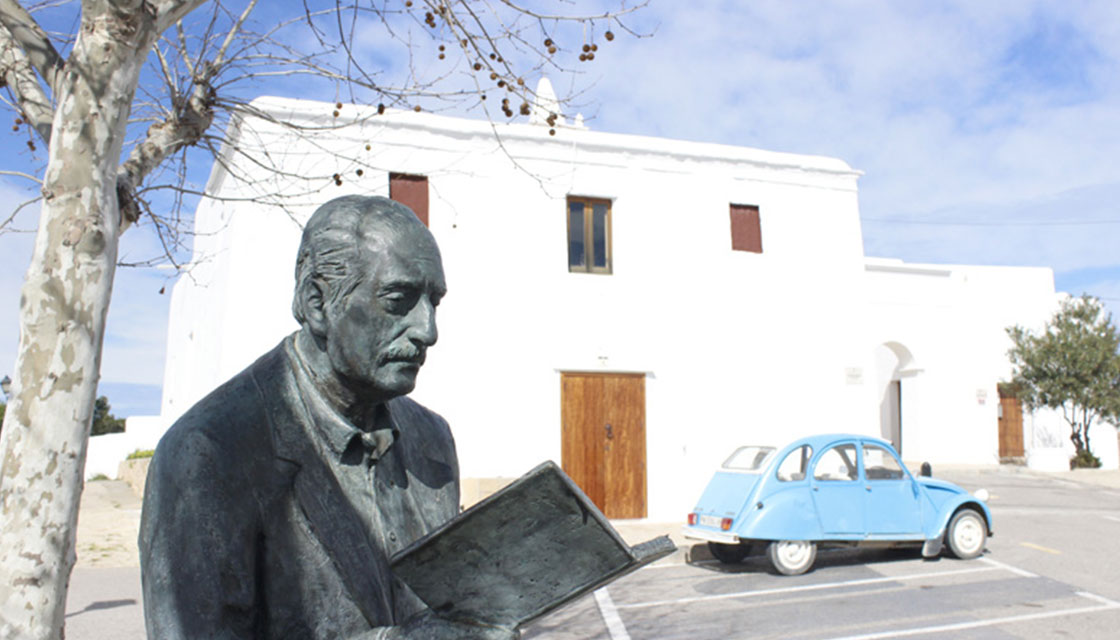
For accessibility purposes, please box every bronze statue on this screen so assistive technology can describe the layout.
[139,195,517,639]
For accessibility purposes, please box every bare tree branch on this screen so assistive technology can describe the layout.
[0,168,42,183]
[0,0,63,93]
[0,19,53,143]
[150,0,210,32]
[0,192,40,233]
[116,0,258,231]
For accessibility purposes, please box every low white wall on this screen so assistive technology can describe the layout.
[1027,407,1119,470]
[83,415,168,480]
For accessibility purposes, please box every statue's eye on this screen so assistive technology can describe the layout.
[380,288,419,313]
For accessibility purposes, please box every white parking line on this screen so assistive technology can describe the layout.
[979,556,1038,578]
[820,591,1120,640]
[1102,515,1120,523]
[594,587,631,640]
[1079,591,1120,607]
[616,566,1000,610]
[641,560,718,570]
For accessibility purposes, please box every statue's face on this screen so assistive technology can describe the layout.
[324,227,446,399]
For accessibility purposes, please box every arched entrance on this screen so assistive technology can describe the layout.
[875,342,919,456]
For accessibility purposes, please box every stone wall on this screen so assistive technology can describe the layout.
[117,458,151,497]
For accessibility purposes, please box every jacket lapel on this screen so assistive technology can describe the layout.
[252,341,396,627]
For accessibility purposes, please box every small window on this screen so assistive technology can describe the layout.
[567,196,611,274]
[390,173,429,226]
[813,444,858,482]
[863,444,905,480]
[721,446,776,472]
[776,445,813,482]
[730,204,762,253]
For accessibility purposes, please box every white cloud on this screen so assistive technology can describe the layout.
[580,0,1120,295]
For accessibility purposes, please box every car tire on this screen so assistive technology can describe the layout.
[945,509,986,559]
[708,541,748,564]
[767,540,817,575]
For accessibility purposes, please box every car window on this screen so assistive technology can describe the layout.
[722,446,776,471]
[776,445,812,482]
[863,444,905,480]
[813,444,858,482]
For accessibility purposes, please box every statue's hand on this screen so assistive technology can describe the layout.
[385,611,519,640]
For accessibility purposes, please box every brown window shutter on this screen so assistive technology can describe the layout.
[389,173,429,226]
[730,204,762,253]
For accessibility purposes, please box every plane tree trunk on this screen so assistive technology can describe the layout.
[0,2,203,637]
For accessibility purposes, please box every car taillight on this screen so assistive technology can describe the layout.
[687,513,698,525]
[721,517,733,531]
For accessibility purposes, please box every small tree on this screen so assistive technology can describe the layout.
[90,396,125,436]
[1006,295,1120,468]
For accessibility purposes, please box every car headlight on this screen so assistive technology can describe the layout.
[973,488,990,502]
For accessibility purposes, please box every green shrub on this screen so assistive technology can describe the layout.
[88,473,110,481]
[1070,449,1102,469]
[126,448,155,460]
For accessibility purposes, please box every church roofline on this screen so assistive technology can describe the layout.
[244,95,863,179]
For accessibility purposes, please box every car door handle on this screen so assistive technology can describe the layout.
[865,485,872,491]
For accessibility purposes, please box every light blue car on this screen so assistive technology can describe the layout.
[682,433,993,575]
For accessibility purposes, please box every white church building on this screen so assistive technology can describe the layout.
[91,86,1112,520]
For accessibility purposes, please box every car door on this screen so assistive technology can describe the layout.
[810,442,863,535]
[862,442,923,536]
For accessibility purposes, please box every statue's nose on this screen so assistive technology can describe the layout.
[406,296,438,346]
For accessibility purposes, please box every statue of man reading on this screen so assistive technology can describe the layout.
[140,195,517,640]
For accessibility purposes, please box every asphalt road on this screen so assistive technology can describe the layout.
[64,467,1120,639]
[523,468,1120,640]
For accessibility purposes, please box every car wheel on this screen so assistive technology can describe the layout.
[708,541,748,564]
[767,540,817,575]
[945,509,986,559]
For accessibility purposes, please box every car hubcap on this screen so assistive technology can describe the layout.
[776,541,812,569]
[954,515,983,554]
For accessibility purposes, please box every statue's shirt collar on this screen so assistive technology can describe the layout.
[287,336,399,463]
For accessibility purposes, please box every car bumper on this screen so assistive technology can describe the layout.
[681,526,740,544]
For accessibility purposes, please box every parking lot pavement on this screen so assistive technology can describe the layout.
[524,547,1120,640]
[526,466,1120,640]
[66,566,145,640]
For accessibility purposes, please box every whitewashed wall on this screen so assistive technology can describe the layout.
[130,97,1071,518]
[862,260,1061,467]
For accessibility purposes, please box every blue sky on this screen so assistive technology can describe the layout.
[2,0,1119,416]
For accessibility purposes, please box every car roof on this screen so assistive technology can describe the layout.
[780,433,894,453]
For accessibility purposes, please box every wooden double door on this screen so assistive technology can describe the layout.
[560,372,647,519]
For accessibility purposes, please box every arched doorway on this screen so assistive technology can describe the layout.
[875,342,919,455]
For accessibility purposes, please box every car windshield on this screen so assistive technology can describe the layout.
[721,446,776,471]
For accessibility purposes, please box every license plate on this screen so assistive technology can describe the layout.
[699,514,722,528]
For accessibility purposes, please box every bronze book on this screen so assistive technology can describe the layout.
[389,460,676,629]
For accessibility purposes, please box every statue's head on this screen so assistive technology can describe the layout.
[293,195,446,400]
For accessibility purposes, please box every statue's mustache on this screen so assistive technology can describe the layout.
[379,344,425,365]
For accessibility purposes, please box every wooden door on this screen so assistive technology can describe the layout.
[998,387,1024,459]
[560,373,646,518]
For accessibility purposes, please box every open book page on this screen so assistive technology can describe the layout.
[390,461,676,629]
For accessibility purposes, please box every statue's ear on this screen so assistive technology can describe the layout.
[302,278,330,338]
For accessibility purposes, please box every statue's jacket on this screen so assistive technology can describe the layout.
[139,335,460,639]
